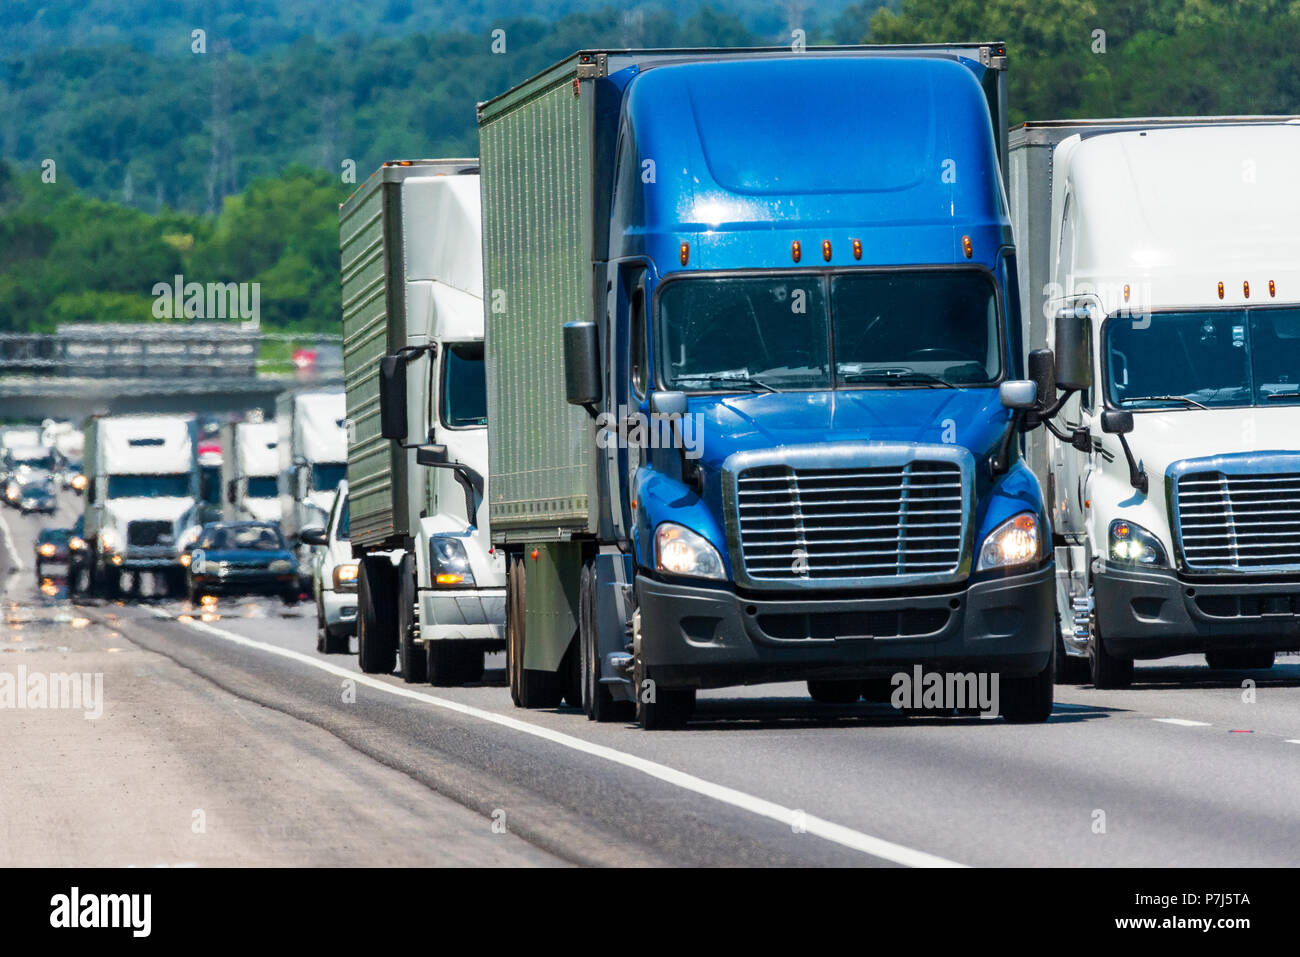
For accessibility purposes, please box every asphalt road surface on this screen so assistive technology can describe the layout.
[4,490,1300,867]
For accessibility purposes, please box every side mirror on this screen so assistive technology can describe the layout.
[562,321,600,408]
[226,479,238,505]
[416,444,449,467]
[1100,409,1134,435]
[1027,349,1057,409]
[300,526,328,547]
[379,354,408,440]
[1053,307,1093,391]
[649,390,688,418]
[999,380,1037,410]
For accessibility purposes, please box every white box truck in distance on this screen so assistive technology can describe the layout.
[221,421,281,524]
[80,414,198,598]
[1010,118,1300,687]
[340,159,504,685]
[277,389,347,578]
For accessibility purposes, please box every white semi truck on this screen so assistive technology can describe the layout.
[277,389,347,581]
[339,158,503,684]
[1010,117,1300,687]
[220,421,282,524]
[80,414,199,598]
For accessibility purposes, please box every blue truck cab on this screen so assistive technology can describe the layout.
[478,45,1058,728]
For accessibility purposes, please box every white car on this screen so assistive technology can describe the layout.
[303,481,356,654]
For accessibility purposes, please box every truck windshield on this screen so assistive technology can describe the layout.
[311,463,346,492]
[107,474,191,498]
[441,342,487,428]
[1106,308,1300,409]
[246,476,278,498]
[657,271,1001,392]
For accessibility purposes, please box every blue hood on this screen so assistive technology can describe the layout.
[688,388,1010,468]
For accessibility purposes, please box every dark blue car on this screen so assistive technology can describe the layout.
[184,522,300,605]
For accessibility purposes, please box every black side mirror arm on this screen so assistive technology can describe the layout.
[1116,433,1148,493]
[416,445,484,527]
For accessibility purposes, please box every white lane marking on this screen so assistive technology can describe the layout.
[1286,740,1300,745]
[1153,718,1212,727]
[145,607,964,868]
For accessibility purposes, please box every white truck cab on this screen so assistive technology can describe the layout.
[221,421,282,524]
[277,389,348,583]
[1012,119,1300,686]
[304,480,357,654]
[340,159,505,685]
[81,413,199,598]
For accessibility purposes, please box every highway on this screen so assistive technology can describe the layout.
[4,490,1299,868]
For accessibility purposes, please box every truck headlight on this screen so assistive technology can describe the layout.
[333,562,358,590]
[430,538,476,587]
[71,474,87,491]
[1109,519,1167,567]
[655,523,725,580]
[976,513,1041,572]
[99,530,117,553]
[69,536,86,552]
[38,543,56,557]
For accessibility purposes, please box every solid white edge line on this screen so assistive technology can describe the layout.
[1153,718,1212,727]
[145,607,966,868]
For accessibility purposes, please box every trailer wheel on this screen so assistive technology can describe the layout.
[1001,643,1055,723]
[506,554,562,708]
[396,554,427,683]
[357,556,397,675]
[580,561,633,722]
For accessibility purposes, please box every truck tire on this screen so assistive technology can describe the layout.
[428,641,484,686]
[506,554,562,708]
[396,554,427,683]
[807,680,862,704]
[357,556,397,675]
[1000,646,1055,723]
[632,612,694,730]
[579,562,633,722]
[1090,628,1133,690]
[1206,650,1275,671]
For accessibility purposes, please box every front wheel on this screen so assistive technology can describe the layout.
[357,557,398,675]
[633,608,694,730]
[1207,650,1275,670]
[580,561,633,722]
[396,554,426,683]
[1091,630,1134,689]
[1000,647,1055,723]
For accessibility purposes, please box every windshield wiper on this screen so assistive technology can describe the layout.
[1123,394,1209,410]
[676,372,778,393]
[841,368,958,388]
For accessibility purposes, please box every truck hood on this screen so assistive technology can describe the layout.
[689,388,1010,469]
[1123,407,1300,481]
[105,497,196,527]
[241,498,282,523]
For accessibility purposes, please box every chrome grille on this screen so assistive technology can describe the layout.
[735,460,965,583]
[127,520,173,548]
[1176,470,1300,571]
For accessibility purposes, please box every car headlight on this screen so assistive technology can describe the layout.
[98,530,117,552]
[269,559,294,573]
[38,543,56,557]
[179,552,192,567]
[4,484,16,500]
[1109,519,1167,567]
[71,474,87,491]
[333,562,358,590]
[429,537,476,587]
[976,512,1041,572]
[655,522,725,580]
[69,536,86,552]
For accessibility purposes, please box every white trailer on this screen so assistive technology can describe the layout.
[277,390,348,576]
[220,421,282,524]
[1010,117,1300,687]
[79,414,199,598]
[339,159,504,685]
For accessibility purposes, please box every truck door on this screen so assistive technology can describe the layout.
[604,264,648,543]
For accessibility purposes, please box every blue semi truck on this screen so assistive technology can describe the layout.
[476,44,1066,728]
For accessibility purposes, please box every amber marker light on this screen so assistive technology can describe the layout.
[961,235,973,259]
[1123,284,1131,303]
[822,240,832,262]
[1243,281,1251,299]
[791,241,802,263]
[1270,280,1277,297]
[1217,281,1225,300]
[679,242,689,266]
[852,239,862,260]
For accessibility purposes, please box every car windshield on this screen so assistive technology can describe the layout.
[1106,308,1300,409]
[246,476,278,498]
[311,463,345,492]
[11,449,54,469]
[441,341,487,428]
[21,482,51,495]
[657,271,1001,392]
[108,473,191,498]
[201,525,284,551]
[39,529,69,544]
